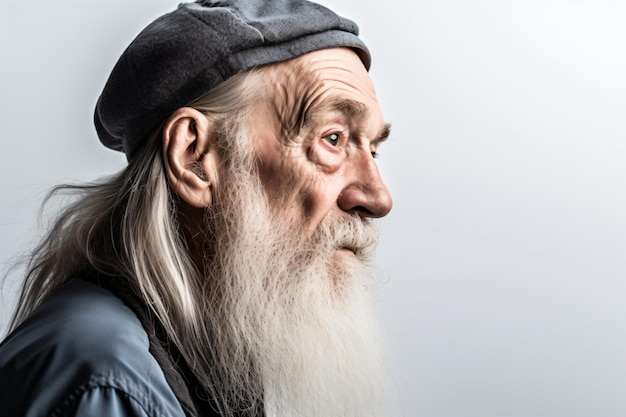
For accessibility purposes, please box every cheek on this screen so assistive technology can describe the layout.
[256,149,311,209]
[257,160,298,202]
[297,167,345,231]
[304,179,337,213]
[261,160,336,228]
[255,138,342,228]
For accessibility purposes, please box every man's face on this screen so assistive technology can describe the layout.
[250,48,393,248]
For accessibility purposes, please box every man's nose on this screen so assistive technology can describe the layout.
[337,156,393,218]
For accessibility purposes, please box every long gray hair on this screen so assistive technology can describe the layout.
[8,66,265,368]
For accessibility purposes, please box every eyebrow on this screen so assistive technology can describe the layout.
[332,98,368,118]
[374,123,392,145]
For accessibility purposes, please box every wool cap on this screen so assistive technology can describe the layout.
[94,0,371,157]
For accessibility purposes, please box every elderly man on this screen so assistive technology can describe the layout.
[0,1,393,416]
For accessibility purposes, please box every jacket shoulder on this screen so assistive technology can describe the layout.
[0,279,185,417]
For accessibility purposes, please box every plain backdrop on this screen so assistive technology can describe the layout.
[1,1,625,416]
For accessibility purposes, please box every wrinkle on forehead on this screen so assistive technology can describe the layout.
[262,58,323,142]
[259,49,379,144]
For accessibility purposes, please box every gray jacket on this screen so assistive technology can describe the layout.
[0,279,186,417]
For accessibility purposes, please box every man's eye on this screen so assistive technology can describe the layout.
[323,133,341,147]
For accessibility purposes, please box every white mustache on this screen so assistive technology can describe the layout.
[320,216,379,261]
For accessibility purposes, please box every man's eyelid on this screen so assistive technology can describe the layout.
[312,110,349,132]
[319,117,348,132]
[320,124,348,140]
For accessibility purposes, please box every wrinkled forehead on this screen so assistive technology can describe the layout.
[257,48,381,136]
[301,48,378,98]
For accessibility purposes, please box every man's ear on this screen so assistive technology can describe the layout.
[162,107,220,208]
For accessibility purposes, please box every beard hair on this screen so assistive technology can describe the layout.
[197,119,389,417]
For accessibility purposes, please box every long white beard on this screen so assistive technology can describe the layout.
[199,123,388,417]
[258,218,388,417]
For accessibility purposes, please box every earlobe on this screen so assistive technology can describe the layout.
[162,107,220,208]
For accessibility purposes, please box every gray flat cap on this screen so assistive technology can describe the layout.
[94,0,371,158]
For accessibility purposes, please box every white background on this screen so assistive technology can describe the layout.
[1,1,626,416]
